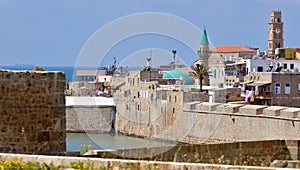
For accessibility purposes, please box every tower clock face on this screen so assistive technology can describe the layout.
[275,28,281,34]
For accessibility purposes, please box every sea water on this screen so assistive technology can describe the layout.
[66,133,174,152]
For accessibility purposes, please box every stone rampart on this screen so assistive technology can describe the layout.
[181,102,300,144]
[0,69,66,154]
[116,100,300,146]
[86,140,299,166]
[66,97,115,133]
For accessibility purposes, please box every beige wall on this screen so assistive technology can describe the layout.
[114,71,208,138]
[66,106,114,133]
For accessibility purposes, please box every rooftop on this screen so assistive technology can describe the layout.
[210,46,256,53]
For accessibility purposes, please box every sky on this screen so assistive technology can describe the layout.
[0,0,300,67]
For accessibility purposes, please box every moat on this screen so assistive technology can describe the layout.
[66,132,175,152]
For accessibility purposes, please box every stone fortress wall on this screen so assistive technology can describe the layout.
[0,70,66,154]
[181,102,300,144]
[116,95,300,145]
[65,97,115,133]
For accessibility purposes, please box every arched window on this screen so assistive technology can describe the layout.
[275,82,281,94]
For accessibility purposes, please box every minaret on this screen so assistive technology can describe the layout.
[199,28,210,67]
[268,10,284,56]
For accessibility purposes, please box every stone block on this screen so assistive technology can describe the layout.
[239,105,268,115]
[216,103,245,113]
[183,101,200,110]
[196,102,221,112]
[280,108,300,119]
[263,106,287,117]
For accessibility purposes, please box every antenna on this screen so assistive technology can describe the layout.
[172,50,177,69]
[146,57,151,67]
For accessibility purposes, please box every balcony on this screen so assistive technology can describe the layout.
[255,91,272,99]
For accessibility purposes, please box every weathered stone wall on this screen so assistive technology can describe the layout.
[66,106,115,133]
[92,140,298,166]
[0,70,66,154]
[115,98,300,146]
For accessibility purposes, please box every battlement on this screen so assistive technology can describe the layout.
[184,102,300,120]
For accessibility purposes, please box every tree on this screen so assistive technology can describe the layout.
[192,63,209,92]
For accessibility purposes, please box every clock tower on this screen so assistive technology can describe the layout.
[268,10,284,56]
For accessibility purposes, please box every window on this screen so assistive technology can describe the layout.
[169,96,171,102]
[175,96,177,103]
[137,92,140,98]
[290,64,294,69]
[213,69,216,78]
[298,84,300,94]
[285,83,290,94]
[137,105,140,110]
[257,66,263,72]
[172,108,175,114]
[275,82,281,94]
[283,63,287,69]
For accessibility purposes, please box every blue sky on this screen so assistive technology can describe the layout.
[0,0,299,67]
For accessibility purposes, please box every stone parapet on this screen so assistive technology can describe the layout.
[196,102,221,112]
[216,103,245,113]
[263,106,288,117]
[280,108,300,119]
[2,153,299,170]
[239,105,268,115]
[183,101,200,110]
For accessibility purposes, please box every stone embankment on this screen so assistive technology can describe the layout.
[116,100,300,145]
[181,102,300,144]
[66,96,115,133]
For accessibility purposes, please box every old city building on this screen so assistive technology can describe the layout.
[243,72,300,107]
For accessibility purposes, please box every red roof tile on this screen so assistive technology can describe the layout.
[210,46,256,53]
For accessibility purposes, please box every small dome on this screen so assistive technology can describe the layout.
[163,69,193,85]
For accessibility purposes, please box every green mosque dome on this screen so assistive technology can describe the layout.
[163,69,193,85]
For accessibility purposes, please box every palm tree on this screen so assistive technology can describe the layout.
[192,63,209,92]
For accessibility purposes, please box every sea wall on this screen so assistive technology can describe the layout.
[85,140,299,166]
[116,100,300,148]
[66,97,115,133]
[0,70,66,154]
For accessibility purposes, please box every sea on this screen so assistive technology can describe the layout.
[0,65,143,83]
[0,65,78,83]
